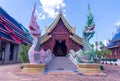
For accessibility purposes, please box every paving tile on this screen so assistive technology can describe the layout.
[0,64,120,81]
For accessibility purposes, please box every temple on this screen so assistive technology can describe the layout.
[40,10,83,56]
[107,26,120,59]
[0,7,32,64]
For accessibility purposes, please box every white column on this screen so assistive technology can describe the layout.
[4,42,10,64]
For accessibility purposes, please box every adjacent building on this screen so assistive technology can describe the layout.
[0,7,32,64]
[107,26,120,59]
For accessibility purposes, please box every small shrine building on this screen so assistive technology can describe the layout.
[40,10,83,56]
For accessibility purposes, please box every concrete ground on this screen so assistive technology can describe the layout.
[0,64,120,81]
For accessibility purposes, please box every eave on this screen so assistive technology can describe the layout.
[41,34,52,44]
[70,34,83,46]
[0,22,31,44]
[108,46,119,49]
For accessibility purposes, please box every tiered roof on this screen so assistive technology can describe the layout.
[0,7,32,44]
[41,10,83,46]
[107,27,120,48]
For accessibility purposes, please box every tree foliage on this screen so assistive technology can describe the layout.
[19,44,30,63]
[93,41,112,59]
[96,49,112,59]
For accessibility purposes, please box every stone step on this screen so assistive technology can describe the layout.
[48,71,77,75]
[46,57,77,71]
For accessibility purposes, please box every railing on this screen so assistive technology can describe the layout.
[67,54,79,68]
[44,54,55,65]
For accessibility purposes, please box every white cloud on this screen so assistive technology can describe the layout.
[103,40,108,46]
[36,0,66,20]
[115,20,120,27]
[36,10,46,20]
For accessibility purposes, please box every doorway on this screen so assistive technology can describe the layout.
[53,40,67,56]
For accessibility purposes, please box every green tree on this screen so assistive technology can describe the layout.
[94,41,112,60]
[95,41,98,51]
[19,44,30,63]
[99,41,105,49]
[101,49,112,58]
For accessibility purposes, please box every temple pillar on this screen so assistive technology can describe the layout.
[119,47,120,59]
[0,40,1,64]
[13,44,18,62]
[17,44,21,62]
[4,42,10,64]
[0,40,1,48]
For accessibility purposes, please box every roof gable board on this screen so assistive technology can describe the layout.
[46,11,74,33]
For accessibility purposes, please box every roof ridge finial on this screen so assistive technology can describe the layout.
[59,4,62,15]
[60,4,62,11]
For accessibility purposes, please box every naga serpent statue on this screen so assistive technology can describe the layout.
[69,5,95,63]
[28,4,46,64]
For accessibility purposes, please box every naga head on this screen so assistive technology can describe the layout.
[84,24,95,33]
[83,4,95,40]
[29,3,41,37]
[83,24,95,41]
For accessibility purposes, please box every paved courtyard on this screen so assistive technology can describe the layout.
[0,64,120,81]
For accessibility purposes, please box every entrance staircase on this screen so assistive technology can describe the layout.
[46,57,78,73]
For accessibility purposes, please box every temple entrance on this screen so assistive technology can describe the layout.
[53,40,67,56]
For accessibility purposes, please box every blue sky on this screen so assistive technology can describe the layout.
[0,0,120,45]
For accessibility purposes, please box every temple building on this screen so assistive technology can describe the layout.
[107,26,120,59]
[0,7,32,64]
[40,10,83,56]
